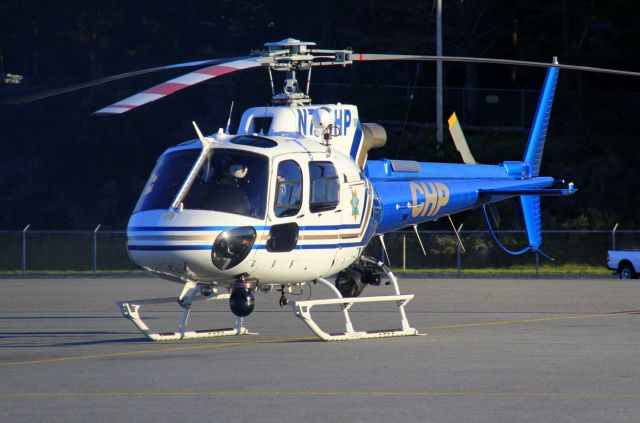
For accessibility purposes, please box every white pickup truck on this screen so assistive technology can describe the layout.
[607,250,640,279]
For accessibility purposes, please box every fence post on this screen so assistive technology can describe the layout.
[612,222,619,250]
[456,224,463,278]
[402,234,406,271]
[22,224,30,278]
[93,224,101,278]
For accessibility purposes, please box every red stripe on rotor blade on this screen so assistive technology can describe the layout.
[144,82,190,95]
[195,65,237,77]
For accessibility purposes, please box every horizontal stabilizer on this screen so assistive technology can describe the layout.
[478,184,576,197]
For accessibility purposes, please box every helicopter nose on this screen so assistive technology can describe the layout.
[126,222,259,277]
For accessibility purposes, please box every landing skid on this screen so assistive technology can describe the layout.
[290,259,420,341]
[117,281,256,341]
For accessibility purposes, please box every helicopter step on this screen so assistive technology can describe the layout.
[290,266,419,341]
[117,281,255,341]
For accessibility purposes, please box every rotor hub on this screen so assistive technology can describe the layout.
[258,38,353,106]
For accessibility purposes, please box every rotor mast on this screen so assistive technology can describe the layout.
[259,38,353,106]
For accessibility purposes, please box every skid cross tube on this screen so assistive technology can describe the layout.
[290,262,419,341]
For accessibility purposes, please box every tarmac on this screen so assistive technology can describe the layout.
[1,275,639,422]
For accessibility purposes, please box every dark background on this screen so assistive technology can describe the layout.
[1,0,639,230]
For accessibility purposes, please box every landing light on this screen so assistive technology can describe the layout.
[212,227,256,270]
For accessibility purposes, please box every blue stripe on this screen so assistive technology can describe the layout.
[349,121,363,160]
[301,224,342,230]
[129,240,368,252]
[128,245,212,251]
[300,241,366,250]
[128,226,269,232]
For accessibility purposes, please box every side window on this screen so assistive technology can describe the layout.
[309,162,339,212]
[274,160,303,217]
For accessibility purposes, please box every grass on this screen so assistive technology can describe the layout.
[393,263,612,276]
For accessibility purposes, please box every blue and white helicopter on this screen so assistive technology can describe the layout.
[24,38,640,341]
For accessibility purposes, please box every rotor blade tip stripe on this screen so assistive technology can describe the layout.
[144,82,190,96]
[195,65,237,77]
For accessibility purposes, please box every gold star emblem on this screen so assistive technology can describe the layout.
[351,190,360,220]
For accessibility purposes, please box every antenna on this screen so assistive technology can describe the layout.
[412,225,427,256]
[448,215,466,253]
[224,101,234,134]
[267,68,275,97]
[378,235,391,265]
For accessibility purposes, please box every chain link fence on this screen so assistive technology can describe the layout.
[0,230,135,276]
[1,229,637,277]
[366,230,640,276]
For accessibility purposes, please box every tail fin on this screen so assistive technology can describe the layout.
[523,64,559,176]
[521,195,542,251]
[521,64,559,257]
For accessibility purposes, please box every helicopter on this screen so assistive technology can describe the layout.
[15,38,640,341]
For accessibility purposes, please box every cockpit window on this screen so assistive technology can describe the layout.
[274,160,303,217]
[134,149,198,214]
[134,148,268,219]
[309,162,339,212]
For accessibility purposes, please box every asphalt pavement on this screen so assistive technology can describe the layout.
[1,276,639,422]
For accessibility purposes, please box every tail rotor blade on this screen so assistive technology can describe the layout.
[447,112,476,165]
[487,203,502,229]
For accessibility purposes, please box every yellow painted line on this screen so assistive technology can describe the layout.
[418,312,618,331]
[1,391,640,399]
[0,311,633,367]
[0,337,314,367]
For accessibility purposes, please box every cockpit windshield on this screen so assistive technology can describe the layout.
[134,148,268,219]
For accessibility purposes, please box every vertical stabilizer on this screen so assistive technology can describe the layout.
[520,195,542,250]
[523,65,559,176]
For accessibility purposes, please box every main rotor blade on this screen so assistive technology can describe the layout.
[93,57,261,115]
[352,54,640,78]
[7,56,249,104]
